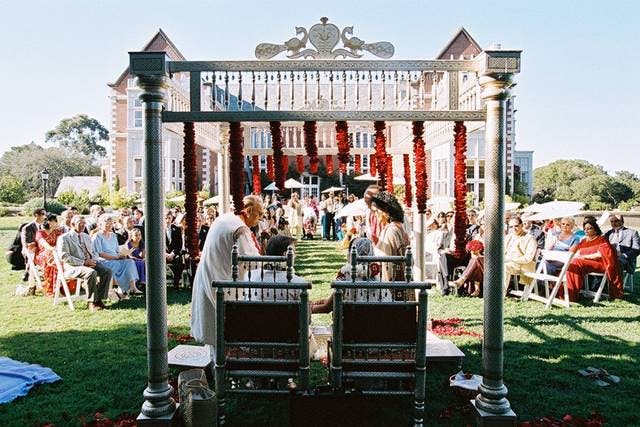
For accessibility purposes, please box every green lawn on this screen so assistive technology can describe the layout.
[0,221,638,426]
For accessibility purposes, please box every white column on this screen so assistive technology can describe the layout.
[218,124,231,214]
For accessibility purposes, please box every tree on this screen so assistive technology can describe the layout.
[570,175,633,209]
[534,160,606,201]
[0,143,100,198]
[45,114,108,161]
[0,175,27,204]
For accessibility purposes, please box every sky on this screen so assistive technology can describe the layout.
[1,0,638,175]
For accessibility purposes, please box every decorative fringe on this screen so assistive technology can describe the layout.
[386,154,394,193]
[453,121,468,258]
[412,121,427,214]
[266,155,274,181]
[354,154,362,174]
[374,121,388,189]
[369,154,377,176]
[229,122,245,215]
[326,155,334,175]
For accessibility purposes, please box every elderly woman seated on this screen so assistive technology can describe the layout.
[544,216,584,275]
[565,218,624,301]
[92,214,141,297]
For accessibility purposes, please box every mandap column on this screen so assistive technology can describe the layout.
[218,124,231,213]
[129,52,177,425]
[473,71,517,425]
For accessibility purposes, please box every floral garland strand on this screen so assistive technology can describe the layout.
[386,154,394,193]
[403,154,412,207]
[296,155,304,174]
[453,121,469,258]
[251,155,261,195]
[335,121,350,173]
[282,155,289,178]
[183,122,199,259]
[354,154,362,174]
[326,155,334,175]
[303,121,319,173]
[269,121,285,192]
[229,122,245,215]
[374,121,388,189]
[266,155,275,181]
[412,121,427,214]
[369,154,377,176]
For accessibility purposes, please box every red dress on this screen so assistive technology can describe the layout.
[35,229,76,296]
[566,236,623,301]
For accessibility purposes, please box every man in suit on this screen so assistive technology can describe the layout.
[57,215,112,311]
[20,208,47,282]
[165,211,184,290]
[605,214,640,275]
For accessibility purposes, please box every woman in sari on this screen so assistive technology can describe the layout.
[35,214,73,296]
[566,218,624,301]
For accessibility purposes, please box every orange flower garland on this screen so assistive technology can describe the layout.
[412,121,427,214]
[336,121,350,173]
[252,155,261,195]
[229,122,245,215]
[303,121,319,173]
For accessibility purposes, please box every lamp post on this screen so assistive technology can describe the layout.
[41,168,49,211]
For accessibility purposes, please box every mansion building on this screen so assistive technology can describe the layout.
[108,29,533,204]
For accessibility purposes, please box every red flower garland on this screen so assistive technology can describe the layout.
[266,155,274,181]
[296,155,304,174]
[326,154,334,175]
[412,121,427,214]
[183,122,199,259]
[374,121,388,189]
[303,121,319,173]
[354,154,362,174]
[453,121,468,258]
[386,154,394,192]
[270,121,285,192]
[229,122,245,215]
[252,155,261,195]
[336,121,350,173]
[403,154,412,207]
[369,154,377,176]
[282,155,289,177]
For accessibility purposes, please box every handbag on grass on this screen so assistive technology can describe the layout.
[178,369,217,427]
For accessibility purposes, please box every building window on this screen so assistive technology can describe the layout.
[133,181,142,193]
[134,110,143,128]
[134,158,142,178]
[178,182,183,191]
[134,98,142,108]
[171,160,176,178]
[178,160,183,179]
[478,162,485,179]
[466,164,475,179]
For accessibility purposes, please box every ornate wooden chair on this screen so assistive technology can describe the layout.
[212,245,311,425]
[329,246,433,426]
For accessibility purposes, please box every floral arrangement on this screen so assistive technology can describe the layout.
[252,155,261,195]
[374,121,388,189]
[354,154,361,174]
[453,121,468,258]
[403,153,412,207]
[183,122,199,259]
[336,121,350,173]
[303,121,319,173]
[369,154,377,176]
[266,155,275,181]
[386,154,394,192]
[412,121,427,213]
[270,121,285,191]
[229,122,245,215]
[466,239,484,254]
[326,154,334,174]
[296,155,304,174]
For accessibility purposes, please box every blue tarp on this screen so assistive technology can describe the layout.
[0,357,61,404]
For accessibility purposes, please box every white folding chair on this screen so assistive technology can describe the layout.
[581,273,609,303]
[523,250,575,309]
[24,249,43,292]
[623,271,634,292]
[52,252,84,310]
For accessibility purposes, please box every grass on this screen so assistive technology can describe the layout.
[0,221,638,425]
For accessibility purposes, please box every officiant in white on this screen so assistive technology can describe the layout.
[191,195,264,360]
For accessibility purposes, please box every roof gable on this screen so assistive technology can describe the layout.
[109,29,185,88]
[436,27,482,60]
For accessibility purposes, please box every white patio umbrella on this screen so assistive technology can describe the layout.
[523,201,585,221]
[263,182,279,191]
[337,199,367,217]
[203,194,232,205]
[166,195,185,203]
[322,186,344,193]
[353,173,378,181]
[284,178,304,189]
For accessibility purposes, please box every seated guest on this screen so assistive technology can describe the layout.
[21,208,47,283]
[604,214,640,277]
[566,218,624,301]
[450,240,484,297]
[246,235,305,301]
[127,228,146,290]
[165,211,184,290]
[59,209,74,234]
[115,216,137,245]
[522,214,545,250]
[198,211,215,251]
[466,209,481,240]
[504,216,538,294]
[544,216,583,274]
[57,215,112,311]
[35,214,69,296]
[92,214,141,297]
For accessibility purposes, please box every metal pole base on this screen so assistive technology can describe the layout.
[137,403,179,426]
[471,399,516,426]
